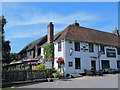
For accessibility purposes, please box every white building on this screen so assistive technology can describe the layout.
[19,21,120,74]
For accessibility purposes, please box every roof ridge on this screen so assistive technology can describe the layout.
[78,26,117,36]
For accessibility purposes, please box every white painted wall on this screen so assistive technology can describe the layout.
[54,40,65,71]
[41,47,44,58]
[54,40,119,74]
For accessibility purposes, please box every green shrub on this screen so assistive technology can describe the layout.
[34,64,45,70]
[24,66,31,70]
[34,64,57,78]
[52,71,61,78]
[7,66,20,71]
[52,73,58,78]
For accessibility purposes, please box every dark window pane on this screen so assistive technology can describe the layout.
[117,61,120,68]
[75,58,81,69]
[75,42,80,51]
[58,63,61,68]
[58,41,62,51]
[38,48,41,56]
[100,45,105,54]
[89,43,94,52]
[117,47,120,55]
[33,50,35,58]
[69,62,73,67]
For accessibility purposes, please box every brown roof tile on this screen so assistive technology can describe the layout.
[55,24,119,47]
[19,23,120,54]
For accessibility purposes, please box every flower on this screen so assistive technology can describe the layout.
[57,58,64,63]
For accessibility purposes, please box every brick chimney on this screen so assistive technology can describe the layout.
[47,22,54,43]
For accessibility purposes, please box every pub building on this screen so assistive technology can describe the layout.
[18,21,120,75]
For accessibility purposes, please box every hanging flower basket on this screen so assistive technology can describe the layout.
[56,58,64,63]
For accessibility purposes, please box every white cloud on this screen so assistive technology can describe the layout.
[3,2,111,39]
[5,10,101,39]
[6,11,100,27]
[6,28,47,39]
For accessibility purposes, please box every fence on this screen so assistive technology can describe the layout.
[2,70,47,85]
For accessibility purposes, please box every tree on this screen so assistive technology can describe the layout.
[0,16,11,62]
[9,53,18,62]
[43,43,54,61]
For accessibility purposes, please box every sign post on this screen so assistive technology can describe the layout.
[45,61,52,69]
[45,61,53,80]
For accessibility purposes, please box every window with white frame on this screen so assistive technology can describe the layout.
[75,42,80,51]
[100,45,105,54]
[68,62,73,67]
[89,43,94,52]
[58,41,62,51]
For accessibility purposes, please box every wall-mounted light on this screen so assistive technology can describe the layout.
[69,48,73,56]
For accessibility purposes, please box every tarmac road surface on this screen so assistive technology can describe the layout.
[18,74,118,88]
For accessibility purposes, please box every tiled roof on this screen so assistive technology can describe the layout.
[56,24,119,46]
[19,23,120,54]
[18,35,47,54]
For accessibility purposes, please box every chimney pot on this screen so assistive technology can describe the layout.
[73,20,79,26]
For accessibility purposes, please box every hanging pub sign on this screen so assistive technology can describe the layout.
[106,49,116,57]
[81,46,88,52]
[45,61,52,69]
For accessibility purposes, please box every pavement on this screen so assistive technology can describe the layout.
[17,74,118,88]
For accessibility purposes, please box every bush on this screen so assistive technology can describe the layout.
[34,64,45,70]
[24,66,31,70]
[34,64,57,78]
[7,66,20,71]
[52,73,58,78]
[52,70,61,78]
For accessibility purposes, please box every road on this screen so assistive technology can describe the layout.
[18,74,118,88]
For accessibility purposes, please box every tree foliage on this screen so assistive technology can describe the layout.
[43,43,54,61]
[0,16,11,62]
[9,53,18,62]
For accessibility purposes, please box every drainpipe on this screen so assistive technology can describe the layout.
[63,38,66,77]
[97,45,101,71]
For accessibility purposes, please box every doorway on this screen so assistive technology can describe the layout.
[91,60,96,70]
[101,60,110,69]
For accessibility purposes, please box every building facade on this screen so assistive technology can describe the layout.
[18,21,120,74]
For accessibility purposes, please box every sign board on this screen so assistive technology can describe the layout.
[106,49,116,57]
[45,61,52,69]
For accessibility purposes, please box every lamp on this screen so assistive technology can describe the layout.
[69,48,73,56]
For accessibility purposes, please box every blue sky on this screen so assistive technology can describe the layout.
[2,2,118,53]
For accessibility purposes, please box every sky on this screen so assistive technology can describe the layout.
[1,0,120,2]
[2,2,118,53]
